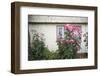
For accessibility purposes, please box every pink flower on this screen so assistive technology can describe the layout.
[64,24,82,37]
[70,39,75,43]
[65,39,75,43]
[64,24,68,30]
[64,24,73,31]
[64,24,81,31]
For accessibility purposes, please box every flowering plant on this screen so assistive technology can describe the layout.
[57,24,82,59]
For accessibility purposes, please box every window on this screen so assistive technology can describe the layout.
[56,26,64,40]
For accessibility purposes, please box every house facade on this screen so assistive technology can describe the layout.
[28,15,88,54]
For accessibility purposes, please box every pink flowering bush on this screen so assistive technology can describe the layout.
[57,24,82,59]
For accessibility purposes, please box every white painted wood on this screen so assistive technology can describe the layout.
[28,15,88,23]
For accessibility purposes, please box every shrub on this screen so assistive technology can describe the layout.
[29,32,58,60]
[57,25,81,59]
[30,32,46,60]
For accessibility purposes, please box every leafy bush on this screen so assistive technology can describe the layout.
[29,32,58,60]
[43,48,58,59]
[57,25,81,59]
[30,32,46,60]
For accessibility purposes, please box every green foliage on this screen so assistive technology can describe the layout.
[31,33,46,60]
[57,41,77,59]
[57,29,81,59]
[43,48,58,59]
[29,32,59,60]
[28,27,81,60]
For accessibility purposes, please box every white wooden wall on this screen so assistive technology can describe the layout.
[28,15,88,23]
